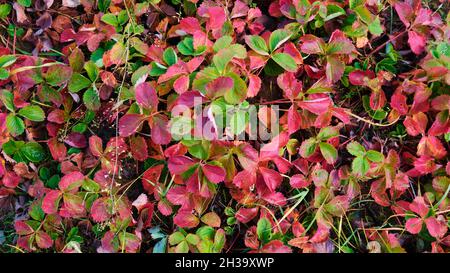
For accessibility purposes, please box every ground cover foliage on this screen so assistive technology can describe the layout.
[0,0,449,253]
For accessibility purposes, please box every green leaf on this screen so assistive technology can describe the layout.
[163,47,178,66]
[213,36,232,53]
[346,141,366,157]
[223,73,247,105]
[177,37,195,56]
[69,73,92,92]
[0,55,17,67]
[271,53,297,72]
[0,90,14,111]
[349,0,364,9]
[299,138,317,158]
[187,142,209,160]
[82,179,101,192]
[368,17,383,36]
[325,5,345,21]
[17,0,31,7]
[84,61,99,82]
[245,35,269,56]
[72,123,87,133]
[2,140,24,155]
[0,4,12,19]
[317,126,339,140]
[117,10,129,25]
[98,0,111,13]
[0,68,8,80]
[352,156,369,176]
[102,13,118,26]
[20,142,46,163]
[185,234,200,245]
[354,5,373,25]
[319,142,338,164]
[269,29,291,52]
[83,87,100,111]
[366,150,384,162]
[256,218,271,244]
[18,105,45,122]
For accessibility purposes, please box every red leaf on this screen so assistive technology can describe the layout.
[205,76,233,99]
[15,221,34,236]
[259,167,282,192]
[135,82,158,110]
[179,17,202,35]
[89,135,103,157]
[173,75,190,94]
[59,171,84,192]
[404,112,428,136]
[202,164,225,184]
[118,114,145,137]
[201,212,221,227]
[299,35,325,55]
[35,230,53,249]
[410,196,429,218]
[408,31,426,55]
[48,137,67,162]
[47,109,65,124]
[64,132,87,148]
[142,164,164,194]
[130,136,148,161]
[247,74,261,98]
[151,114,171,145]
[233,170,256,189]
[405,217,423,234]
[100,71,117,87]
[168,156,196,175]
[394,2,413,28]
[261,240,292,253]
[425,217,447,238]
[173,210,199,228]
[91,197,111,222]
[290,174,310,188]
[235,207,259,224]
[349,70,375,86]
[287,105,301,135]
[42,190,62,214]
[326,55,345,83]
[2,171,21,188]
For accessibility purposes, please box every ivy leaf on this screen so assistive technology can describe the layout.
[271,53,297,72]
[18,105,45,122]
